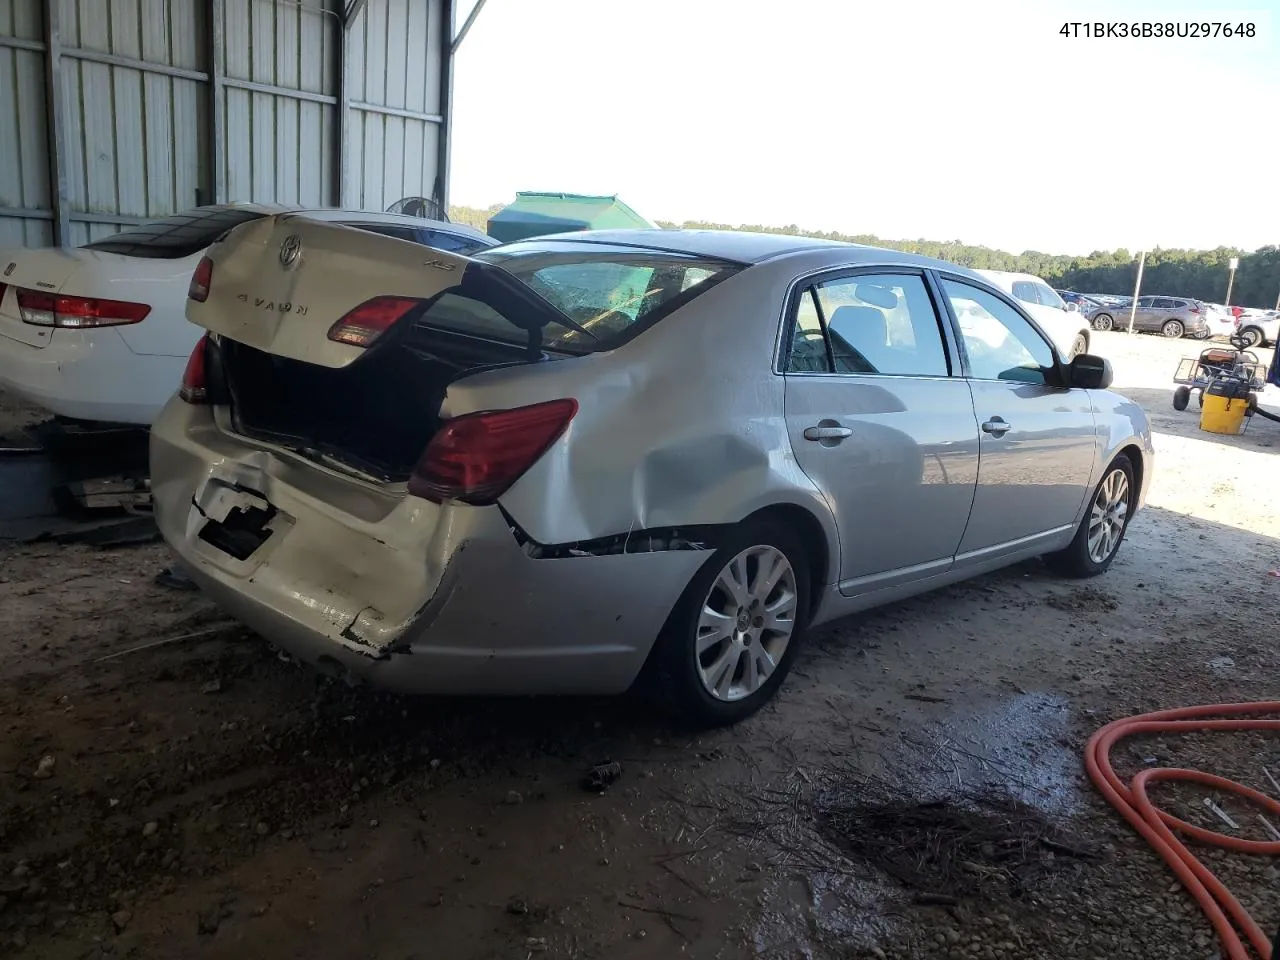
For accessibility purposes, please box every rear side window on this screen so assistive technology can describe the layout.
[83,207,266,258]
[785,273,950,377]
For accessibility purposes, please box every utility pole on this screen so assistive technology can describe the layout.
[1127,251,1145,334]
[1225,257,1239,307]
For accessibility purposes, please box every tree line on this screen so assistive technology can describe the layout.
[449,204,1279,309]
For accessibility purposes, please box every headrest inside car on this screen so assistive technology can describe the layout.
[855,284,899,310]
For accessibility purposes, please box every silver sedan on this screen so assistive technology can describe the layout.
[151,220,1153,726]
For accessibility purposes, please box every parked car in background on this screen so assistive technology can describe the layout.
[974,270,1093,358]
[0,204,497,426]
[1058,290,1100,312]
[1118,296,1210,338]
[1084,297,1134,331]
[151,221,1152,725]
[1235,309,1278,348]
[1201,303,1238,339]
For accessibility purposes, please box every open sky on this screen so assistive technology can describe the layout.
[451,0,1278,256]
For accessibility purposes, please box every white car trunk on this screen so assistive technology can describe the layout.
[0,246,202,356]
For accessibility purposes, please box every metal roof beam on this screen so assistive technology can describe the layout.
[451,0,488,53]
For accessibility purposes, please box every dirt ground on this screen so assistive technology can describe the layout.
[1,331,1278,960]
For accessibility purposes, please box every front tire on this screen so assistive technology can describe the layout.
[1044,456,1135,578]
[654,520,811,727]
[1161,319,1185,338]
[1092,313,1114,332]
[1068,333,1089,359]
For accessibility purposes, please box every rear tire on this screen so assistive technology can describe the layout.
[1161,319,1185,338]
[1239,326,1264,348]
[654,520,811,727]
[1172,386,1190,411]
[1092,314,1114,332]
[1044,455,1135,578]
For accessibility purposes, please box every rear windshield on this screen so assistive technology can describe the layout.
[463,244,742,352]
[83,207,268,259]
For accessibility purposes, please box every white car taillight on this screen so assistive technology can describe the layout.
[16,289,151,328]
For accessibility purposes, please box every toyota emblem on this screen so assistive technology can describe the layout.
[279,234,301,268]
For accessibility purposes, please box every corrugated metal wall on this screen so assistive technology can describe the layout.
[219,0,339,207]
[345,0,446,212]
[0,0,453,250]
[0,0,53,247]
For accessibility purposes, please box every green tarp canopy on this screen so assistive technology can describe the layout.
[487,192,654,243]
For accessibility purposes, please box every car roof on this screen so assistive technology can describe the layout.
[974,269,1048,285]
[199,202,492,241]
[512,228,856,264]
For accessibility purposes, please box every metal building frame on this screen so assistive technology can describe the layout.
[0,0,485,246]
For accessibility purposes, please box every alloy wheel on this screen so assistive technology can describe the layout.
[1087,468,1130,564]
[695,545,798,702]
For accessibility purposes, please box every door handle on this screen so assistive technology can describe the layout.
[803,424,854,442]
[981,417,1011,437]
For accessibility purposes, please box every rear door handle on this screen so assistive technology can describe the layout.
[981,417,1011,437]
[804,424,854,442]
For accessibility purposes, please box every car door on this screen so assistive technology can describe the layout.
[1133,296,1157,331]
[781,269,981,594]
[937,276,1098,561]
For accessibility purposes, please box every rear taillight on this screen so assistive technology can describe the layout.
[16,289,150,328]
[327,296,423,348]
[188,257,214,302]
[179,334,209,404]
[408,399,579,505]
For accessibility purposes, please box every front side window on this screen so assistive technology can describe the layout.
[1137,296,1155,308]
[941,278,1056,385]
[785,273,949,377]
[1034,283,1066,309]
[1011,280,1039,304]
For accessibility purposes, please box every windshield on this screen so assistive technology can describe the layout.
[473,243,743,352]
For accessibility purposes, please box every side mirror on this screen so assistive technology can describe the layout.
[1068,353,1112,389]
[1065,302,1079,313]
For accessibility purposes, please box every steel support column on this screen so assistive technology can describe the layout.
[41,1,70,245]
[435,0,456,210]
[208,0,226,204]
[336,7,351,207]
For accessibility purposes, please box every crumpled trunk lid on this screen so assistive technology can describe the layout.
[188,215,473,368]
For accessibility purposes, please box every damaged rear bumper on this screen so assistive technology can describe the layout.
[150,400,707,695]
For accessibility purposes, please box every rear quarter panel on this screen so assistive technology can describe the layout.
[461,256,843,566]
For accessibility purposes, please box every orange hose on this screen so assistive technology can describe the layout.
[1085,703,1280,960]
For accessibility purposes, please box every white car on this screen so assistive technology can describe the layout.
[974,270,1093,360]
[0,204,496,425]
[1202,303,1238,339]
[1236,310,1278,348]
